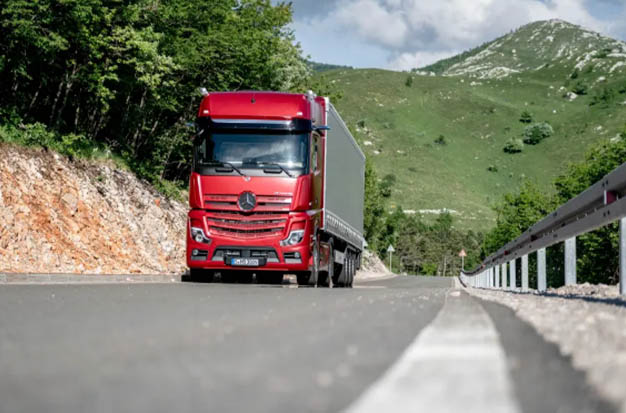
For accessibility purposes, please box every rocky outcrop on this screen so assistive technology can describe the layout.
[0,144,187,274]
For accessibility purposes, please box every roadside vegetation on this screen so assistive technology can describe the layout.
[0,0,312,197]
[482,126,626,287]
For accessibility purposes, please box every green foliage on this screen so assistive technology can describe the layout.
[0,0,310,194]
[487,165,498,172]
[363,158,385,250]
[434,135,447,145]
[395,212,483,276]
[503,138,524,153]
[380,173,396,198]
[590,87,615,107]
[405,76,413,87]
[519,111,533,123]
[572,81,588,95]
[570,69,579,79]
[523,122,553,145]
[484,127,626,286]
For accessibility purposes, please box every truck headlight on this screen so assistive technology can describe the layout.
[191,227,211,244]
[280,230,305,246]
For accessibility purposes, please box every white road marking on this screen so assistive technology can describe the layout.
[346,291,521,413]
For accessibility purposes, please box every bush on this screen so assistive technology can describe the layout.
[380,173,396,198]
[405,76,413,87]
[572,81,588,95]
[434,135,447,145]
[570,69,579,79]
[590,87,615,107]
[503,138,524,153]
[523,122,553,145]
[357,119,366,128]
[487,165,498,172]
[519,111,533,124]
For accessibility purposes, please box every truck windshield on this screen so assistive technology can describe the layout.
[194,132,309,176]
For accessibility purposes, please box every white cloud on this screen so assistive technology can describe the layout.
[300,0,615,69]
[388,50,459,71]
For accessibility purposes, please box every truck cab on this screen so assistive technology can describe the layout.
[187,91,363,287]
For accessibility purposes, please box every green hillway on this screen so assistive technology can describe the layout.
[317,20,626,232]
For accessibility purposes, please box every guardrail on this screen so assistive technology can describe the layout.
[460,161,626,297]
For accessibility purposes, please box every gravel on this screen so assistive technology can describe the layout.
[465,285,626,412]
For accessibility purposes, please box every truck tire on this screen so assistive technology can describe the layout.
[297,239,319,287]
[257,272,284,285]
[189,268,215,283]
[317,243,334,288]
[347,252,355,287]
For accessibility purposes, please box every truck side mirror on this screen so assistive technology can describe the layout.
[315,126,330,133]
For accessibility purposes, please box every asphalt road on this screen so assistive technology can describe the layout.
[0,276,614,413]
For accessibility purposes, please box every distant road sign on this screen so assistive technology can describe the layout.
[387,245,395,253]
[459,249,467,258]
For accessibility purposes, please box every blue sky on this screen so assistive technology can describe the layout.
[281,0,626,70]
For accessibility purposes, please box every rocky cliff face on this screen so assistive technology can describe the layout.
[0,144,187,274]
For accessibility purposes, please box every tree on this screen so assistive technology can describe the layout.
[363,158,385,250]
[405,76,413,87]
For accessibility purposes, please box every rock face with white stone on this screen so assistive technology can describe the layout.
[0,144,187,274]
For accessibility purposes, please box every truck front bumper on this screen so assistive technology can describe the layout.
[186,211,313,272]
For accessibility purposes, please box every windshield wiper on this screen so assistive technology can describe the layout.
[205,161,246,177]
[256,162,294,178]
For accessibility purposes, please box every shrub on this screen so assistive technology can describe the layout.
[572,81,588,95]
[523,122,553,145]
[590,87,615,107]
[405,76,413,87]
[503,138,524,153]
[380,173,396,198]
[519,110,533,123]
[570,69,579,79]
[434,135,447,145]
[487,165,499,172]
[357,119,366,128]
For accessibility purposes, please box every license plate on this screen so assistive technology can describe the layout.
[230,258,260,267]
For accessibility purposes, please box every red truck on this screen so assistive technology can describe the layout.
[186,91,365,287]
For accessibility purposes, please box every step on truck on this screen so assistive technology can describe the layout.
[186,91,365,287]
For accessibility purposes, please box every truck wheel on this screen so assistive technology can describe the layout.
[257,272,284,285]
[297,239,319,287]
[317,244,334,288]
[189,269,215,283]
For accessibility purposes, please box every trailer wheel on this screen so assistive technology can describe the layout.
[336,249,350,288]
[347,252,355,288]
[189,269,215,283]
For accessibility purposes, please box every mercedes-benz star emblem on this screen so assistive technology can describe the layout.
[238,192,256,211]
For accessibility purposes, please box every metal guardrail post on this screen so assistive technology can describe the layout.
[619,218,626,296]
[495,265,500,289]
[565,237,577,286]
[502,263,508,290]
[537,248,547,292]
[522,255,529,292]
[489,267,494,288]
[510,259,516,290]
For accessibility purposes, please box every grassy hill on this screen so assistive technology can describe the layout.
[320,20,626,231]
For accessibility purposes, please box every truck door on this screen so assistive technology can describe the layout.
[311,132,323,211]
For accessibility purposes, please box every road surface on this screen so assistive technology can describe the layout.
[0,276,614,412]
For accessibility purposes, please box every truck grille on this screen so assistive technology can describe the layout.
[204,194,291,239]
